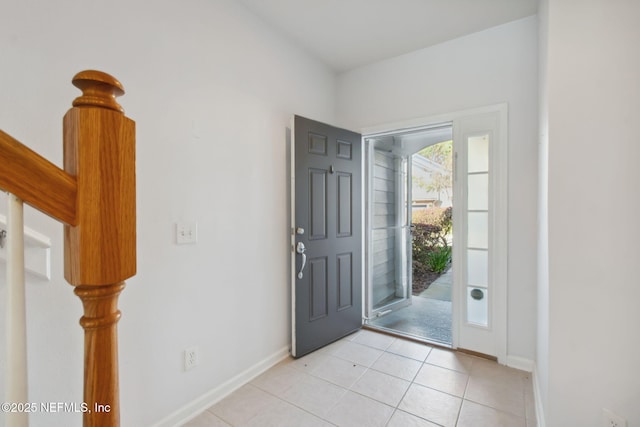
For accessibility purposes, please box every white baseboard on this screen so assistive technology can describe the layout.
[532,363,546,427]
[506,357,546,426]
[152,345,290,427]
[506,355,534,372]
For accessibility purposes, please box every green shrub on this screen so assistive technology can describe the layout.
[426,246,452,273]
[412,207,452,232]
[412,206,452,249]
[412,223,442,265]
[412,207,453,273]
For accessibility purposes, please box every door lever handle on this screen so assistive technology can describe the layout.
[296,241,306,279]
[297,253,307,279]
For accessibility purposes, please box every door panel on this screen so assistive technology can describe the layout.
[337,252,353,310]
[309,257,328,321]
[452,108,507,361]
[291,115,362,358]
[365,144,412,317]
[309,169,327,239]
[337,172,353,237]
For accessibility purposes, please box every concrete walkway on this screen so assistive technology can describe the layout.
[369,269,452,344]
[418,269,452,301]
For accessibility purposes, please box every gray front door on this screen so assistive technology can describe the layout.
[291,115,362,358]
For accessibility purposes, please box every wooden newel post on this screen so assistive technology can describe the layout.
[63,70,136,427]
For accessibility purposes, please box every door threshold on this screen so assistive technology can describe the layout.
[362,324,453,351]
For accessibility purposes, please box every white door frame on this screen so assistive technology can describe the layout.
[361,103,508,363]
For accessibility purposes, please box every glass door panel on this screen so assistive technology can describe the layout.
[367,145,412,316]
[465,133,490,328]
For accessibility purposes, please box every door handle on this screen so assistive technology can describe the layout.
[296,241,306,279]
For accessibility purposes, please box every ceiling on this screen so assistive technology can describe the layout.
[237,0,538,72]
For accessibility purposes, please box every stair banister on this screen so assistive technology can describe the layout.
[5,194,28,427]
[0,70,136,427]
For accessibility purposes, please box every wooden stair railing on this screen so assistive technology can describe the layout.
[0,70,136,427]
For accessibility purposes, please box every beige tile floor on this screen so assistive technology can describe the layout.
[183,330,536,427]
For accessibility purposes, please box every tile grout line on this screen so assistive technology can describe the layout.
[292,336,435,426]
[202,331,531,427]
[454,359,474,426]
[246,380,341,426]
[385,344,449,427]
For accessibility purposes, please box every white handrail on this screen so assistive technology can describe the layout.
[5,193,28,427]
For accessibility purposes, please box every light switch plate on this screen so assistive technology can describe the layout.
[176,222,197,244]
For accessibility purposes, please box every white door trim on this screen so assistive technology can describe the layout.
[360,103,508,363]
[452,106,508,363]
[494,105,509,364]
[361,104,507,137]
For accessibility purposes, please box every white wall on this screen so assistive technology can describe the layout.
[337,17,539,362]
[544,1,640,425]
[0,0,336,425]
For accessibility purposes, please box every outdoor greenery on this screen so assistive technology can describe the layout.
[412,206,452,273]
[412,206,452,241]
[426,246,452,274]
[413,140,453,202]
[411,140,454,279]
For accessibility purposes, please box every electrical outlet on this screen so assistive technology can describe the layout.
[176,222,198,244]
[184,346,199,371]
[603,408,627,427]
